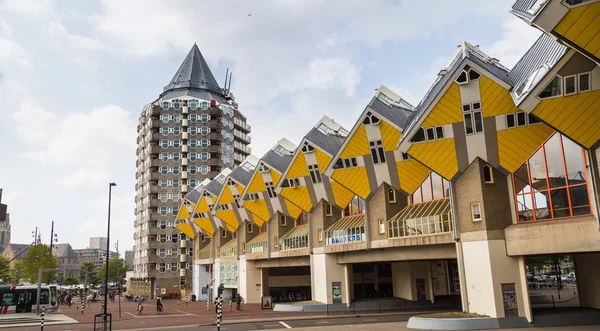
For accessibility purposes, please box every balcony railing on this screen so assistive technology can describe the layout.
[387,198,453,238]
[220,240,237,257]
[280,225,309,251]
[198,245,211,260]
[246,232,267,254]
[325,214,365,245]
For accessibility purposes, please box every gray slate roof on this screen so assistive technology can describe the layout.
[509,34,568,96]
[403,44,512,140]
[161,43,223,98]
[305,128,346,156]
[3,244,31,259]
[368,97,414,130]
[186,189,201,204]
[262,150,293,173]
[160,88,227,104]
[54,243,78,259]
[229,166,253,186]
[205,178,225,196]
[510,0,546,21]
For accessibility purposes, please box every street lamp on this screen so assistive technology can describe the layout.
[103,182,116,331]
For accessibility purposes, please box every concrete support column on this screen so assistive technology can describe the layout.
[343,264,354,307]
[575,253,600,309]
[311,253,349,304]
[194,264,209,300]
[261,268,269,297]
[238,257,262,304]
[391,261,433,302]
[461,239,531,320]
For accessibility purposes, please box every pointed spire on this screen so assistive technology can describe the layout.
[163,44,221,95]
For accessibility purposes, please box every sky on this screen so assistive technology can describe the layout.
[0,0,542,252]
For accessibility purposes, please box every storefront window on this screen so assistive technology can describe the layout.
[513,133,590,222]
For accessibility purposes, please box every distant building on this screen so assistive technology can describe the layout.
[0,189,11,252]
[53,243,81,280]
[75,248,117,273]
[89,237,108,250]
[124,250,134,270]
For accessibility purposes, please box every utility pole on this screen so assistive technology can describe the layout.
[50,221,54,250]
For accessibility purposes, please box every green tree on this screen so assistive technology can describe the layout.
[8,260,24,284]
[64,277,79,285]
[80,263,100,286]
[21,244,59,283]
[97,257,128,284]
[0,255,10,283]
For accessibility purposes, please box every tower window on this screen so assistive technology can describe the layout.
[471,203,482,222]
[538,76,562,99]
[369,140,386,164]
[279,215,286,227]
[387,188,396,203]
[301,142,315,153]
[463,102,483,135]
[579,73,590,92]
[325,203,333,216]
[483,165,493,184]
[565,75,576,95]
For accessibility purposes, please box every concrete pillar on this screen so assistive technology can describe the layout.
[343,264,354,307]
[238,257,262,304]
[575,253,600,309]
[261,268,269,297]
[311,253,349,304]
[193,264,210,300]
[391,261,433,302]
[461,239,531,320]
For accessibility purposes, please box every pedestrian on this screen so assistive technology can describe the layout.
[235,293,241,311]
[228,297,233,312]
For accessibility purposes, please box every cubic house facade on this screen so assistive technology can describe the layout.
[130,44,251,297]
[174,0,600,321]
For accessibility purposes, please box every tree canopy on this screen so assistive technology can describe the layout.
[97,257,128,284]
[80,263,101,286]
[0,255,10,283]
[21,244,59,283]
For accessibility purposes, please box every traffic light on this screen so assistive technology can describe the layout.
[218,284,224,296]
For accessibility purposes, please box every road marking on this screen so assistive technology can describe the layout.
[315,321,330,324]
[125,312,137,318]
[174,310,194,315]
[279,321,292,329]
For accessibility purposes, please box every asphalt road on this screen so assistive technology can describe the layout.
[121,314,413,331]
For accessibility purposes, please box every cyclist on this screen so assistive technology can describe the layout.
[156,296,163,314]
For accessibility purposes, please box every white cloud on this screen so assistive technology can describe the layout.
[0,20,32,71]
[14,102,137,187]
[486,17,542,69]
[46,21,107,51]
[276,57,361,97]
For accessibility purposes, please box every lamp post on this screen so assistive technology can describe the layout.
[103,182,116,331]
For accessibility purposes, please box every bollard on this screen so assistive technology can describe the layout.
[216,296,222,331]
[81,294,85,314]
[185,292,189,306]
[40,305,45,331]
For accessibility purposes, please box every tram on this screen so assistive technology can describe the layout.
[0,285,58,314]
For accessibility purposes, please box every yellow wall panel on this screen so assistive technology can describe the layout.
[284,199,303,219]
[396,160,432,195]
[177,206,191,220]
[195,197,209,212]
[252,215,266,227]
[421,83,463,127]
[340,124,370,158]
[331,181,356,209]
[176,223,195,239]
[533,90,600,148]
[216,209,239,229]
[247,172,267,194]
[217,185,234,205]
[236,183,245,195]
[555,2,600,58]
[497,124,555,173]
[225,223,236,233]
[194,218,214,236]
[315,149,333,170]
[408,139,458,180]
[480,76,519,117]
[379,121,402,152]
[280,186,312,212]
[270,169,283,186]
[244,199,271,223]
[287,152,309,179]
[331,167,370,199]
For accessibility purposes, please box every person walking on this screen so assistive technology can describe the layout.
[235,293,241,311]
[228,297,233,312]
